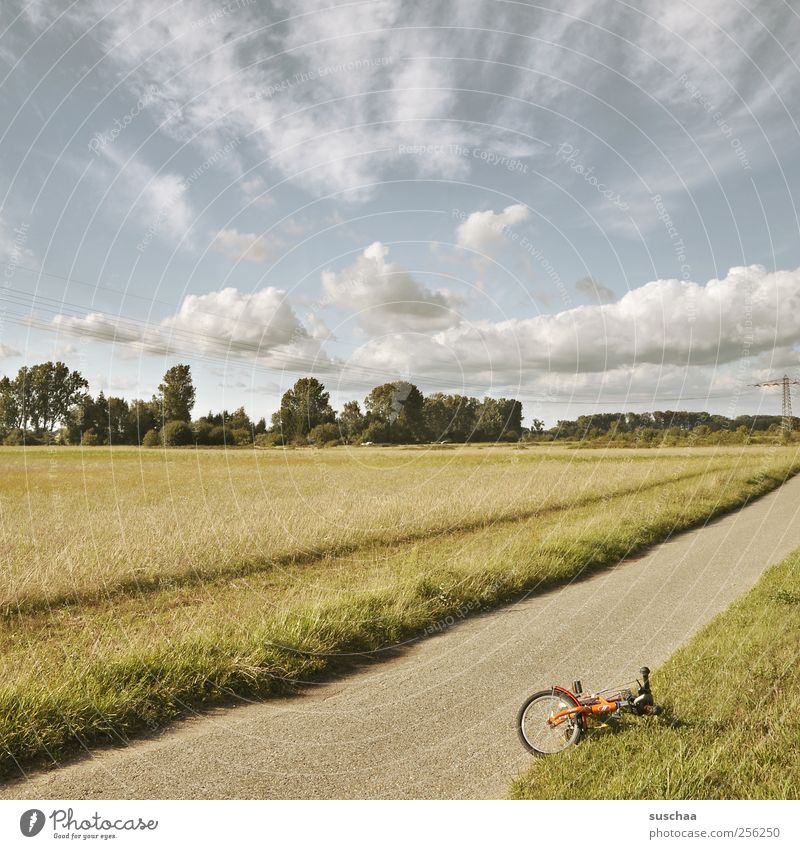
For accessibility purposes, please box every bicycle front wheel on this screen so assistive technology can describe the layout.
[517,689,582,755]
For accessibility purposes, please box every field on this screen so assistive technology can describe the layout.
[1,443,799,778]
[509,546,800,800]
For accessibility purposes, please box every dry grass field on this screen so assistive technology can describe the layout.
[1,443,799,776]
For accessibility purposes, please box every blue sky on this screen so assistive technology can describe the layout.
[1,0,800,425]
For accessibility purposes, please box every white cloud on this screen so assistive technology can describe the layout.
[321,241,463,333]
[211,228,277,263]
[163,287,303,352]
[456,204,530,254]
[0,343,21,358]
[349,265,800,381]
[49,285,329,369]
[72,0,544,196]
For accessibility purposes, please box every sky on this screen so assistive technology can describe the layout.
[1,0,800,425]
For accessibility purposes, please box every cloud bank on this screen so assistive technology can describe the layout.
[349,264,799,380]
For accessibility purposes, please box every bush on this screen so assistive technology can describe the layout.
[208,425,234,446]
[2,429,41,446]
[193,421,213,445]
[254,431,280,447]
[308,423,341,446]
[81,429,100,446]
[161,420,193,447]
[360,421,391,444]
[231,427,253,446]
[142,428,160,448]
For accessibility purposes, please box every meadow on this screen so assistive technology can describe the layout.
[1,443,799,777]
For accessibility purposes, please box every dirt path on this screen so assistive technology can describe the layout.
[5,475,800,800]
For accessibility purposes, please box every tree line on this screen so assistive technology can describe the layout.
[538,410,796,445]
[0,361,524,446]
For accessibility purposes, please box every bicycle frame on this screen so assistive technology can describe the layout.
[547,689,629,732]
[547,668,661,731]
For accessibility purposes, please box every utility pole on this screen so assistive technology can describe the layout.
[750,374,800,432]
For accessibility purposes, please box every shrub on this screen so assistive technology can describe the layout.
[231,427,253,446]
[161,420,193,447]
[360,421,391,444]
[2,429,41,446]
[193,421,213,445]
[141,428,160,448]
[208,425,234,446]
[308,423,341,446]
[81,429,100,446]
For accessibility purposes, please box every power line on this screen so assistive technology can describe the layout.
[750,374,800,430]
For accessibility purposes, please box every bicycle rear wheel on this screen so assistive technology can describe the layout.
[517,689,582,755]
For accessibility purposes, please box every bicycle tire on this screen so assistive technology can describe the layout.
[517,688,583,755]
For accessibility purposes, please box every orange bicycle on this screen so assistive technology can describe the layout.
[517,666,663,755]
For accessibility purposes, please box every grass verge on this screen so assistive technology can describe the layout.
[509,547,800,799]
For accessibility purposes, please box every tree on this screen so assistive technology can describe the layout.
[338,400,365,442]
[364,381,425,442]
[0,362,87,436]
[125,399,159,445]
[156,364,195,424]
[105,396,130,444]
[0,375,22,431]
[226,406,252,430]
[476,397,523,441]
[274,377,334,442]
[423,393,479,442]
[92,392,110,443]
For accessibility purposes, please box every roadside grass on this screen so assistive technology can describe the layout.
[509,548,800,800]
[0,445,798,779]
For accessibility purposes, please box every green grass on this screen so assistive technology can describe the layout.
[1,444,799,780]
[509,548,800,800]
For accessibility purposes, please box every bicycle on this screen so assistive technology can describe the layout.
[517,666,663,755]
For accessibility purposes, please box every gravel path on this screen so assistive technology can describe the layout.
[5,475,800,800]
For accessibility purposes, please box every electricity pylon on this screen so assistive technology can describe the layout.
[750,374,800,431]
